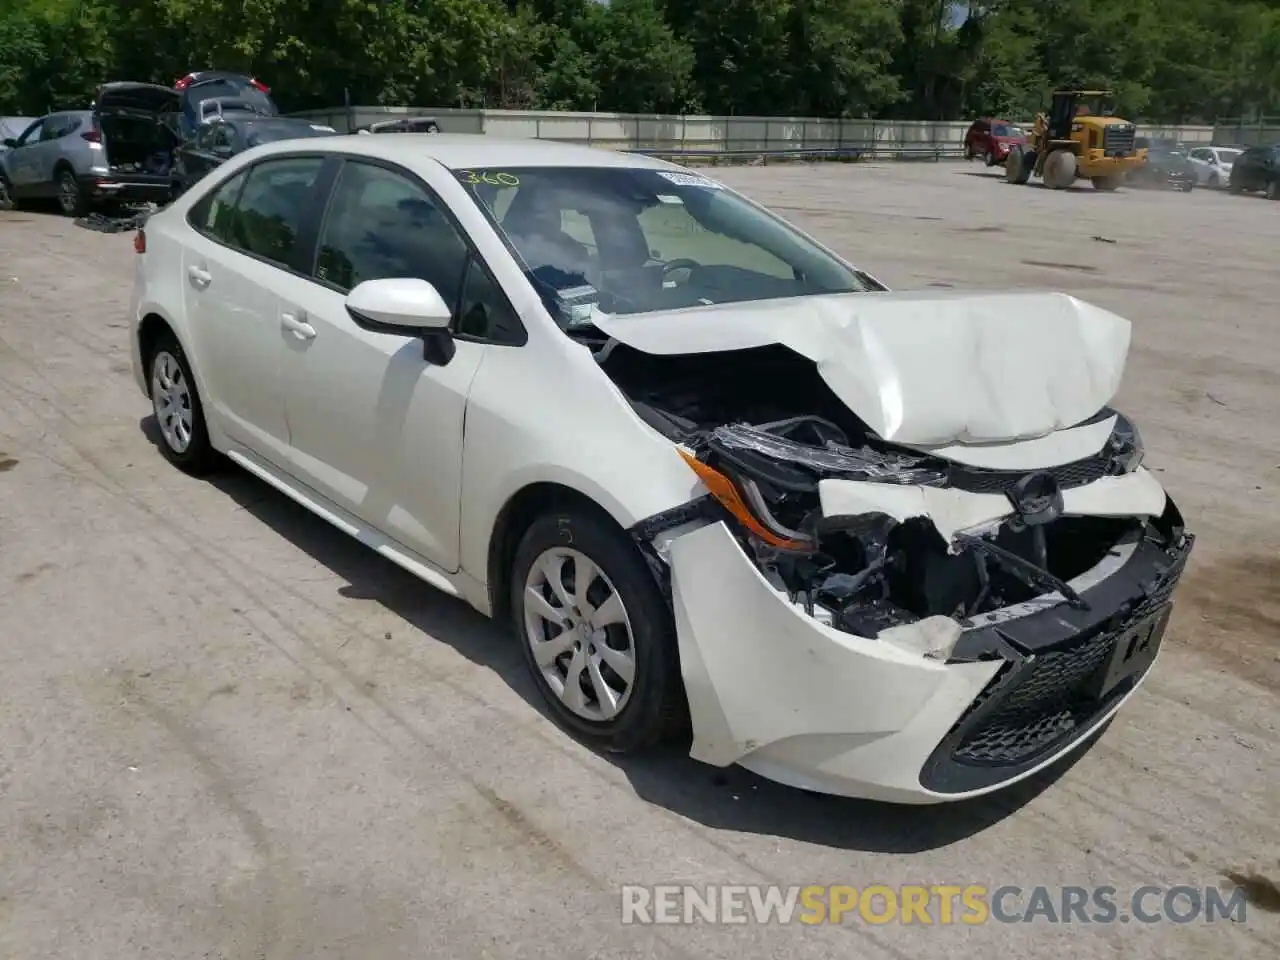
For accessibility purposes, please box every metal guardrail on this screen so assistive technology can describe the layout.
[626,143,966,164]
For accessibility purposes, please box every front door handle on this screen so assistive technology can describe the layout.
[187,264,212,288]
[281,311,316,340]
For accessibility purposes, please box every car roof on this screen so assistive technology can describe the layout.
[244,133,678,172]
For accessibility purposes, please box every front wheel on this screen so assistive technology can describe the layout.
[0,172,16,211]
[1268,179,1279,201]
[511,508,686,753]
[984,150,994,167]
[1005,145,1032,184]
[1092,175,1123,192]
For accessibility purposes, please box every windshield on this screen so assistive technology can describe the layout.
[992,124,1024,137]
[189,80,275,115]
[453,166,870,325]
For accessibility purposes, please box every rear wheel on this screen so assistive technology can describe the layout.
[511,507,686,753]
[146,331,219,475]
[56,167,88,216]
[1267,179,1279,201]
[1043,149,1077,189]
[0,172,15,211]
[1092,175,1123,192]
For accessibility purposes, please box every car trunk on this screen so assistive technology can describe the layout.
[94,83,181,178]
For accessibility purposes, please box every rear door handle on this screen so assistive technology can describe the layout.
[281,311,316,340]
[187,265,212,288]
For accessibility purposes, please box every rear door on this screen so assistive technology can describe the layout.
[181,154,328,467]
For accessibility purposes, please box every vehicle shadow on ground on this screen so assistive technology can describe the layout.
[143,417,1092,853]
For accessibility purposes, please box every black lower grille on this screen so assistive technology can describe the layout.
[949,452,1112,495]
[951,628,1120,765]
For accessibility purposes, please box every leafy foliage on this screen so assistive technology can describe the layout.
[0,0,1277,120]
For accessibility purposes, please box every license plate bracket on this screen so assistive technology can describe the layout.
[1092,604,1172,699]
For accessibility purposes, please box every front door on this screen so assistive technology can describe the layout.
[274,158,493,571]
[6,119,46,191]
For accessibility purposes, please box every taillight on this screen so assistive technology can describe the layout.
[175,74,194,90]
[81,127,101,143]
[134,229,146,254]
[250,77,270,94]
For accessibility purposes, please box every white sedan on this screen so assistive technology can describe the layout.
[129,134,1194,803]
[1186,145,1242,187]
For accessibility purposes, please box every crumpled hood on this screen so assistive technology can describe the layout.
[591,290,1131,446]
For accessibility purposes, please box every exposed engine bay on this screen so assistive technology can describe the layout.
[594,339,1176,644]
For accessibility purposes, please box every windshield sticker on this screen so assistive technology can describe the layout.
[656,194,684,204]
[655,171,724,189]
[458,170,520,186]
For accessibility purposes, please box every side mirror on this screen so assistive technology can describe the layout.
[346,278,456,365]
[2,138,17,149]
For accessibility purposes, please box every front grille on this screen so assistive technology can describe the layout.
[1104,124,1136,155]
[948,453,1111,495]
[951,628,1119,765]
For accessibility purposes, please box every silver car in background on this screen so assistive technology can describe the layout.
[0,83,180,215]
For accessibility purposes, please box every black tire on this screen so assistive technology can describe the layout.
[145,330,220,475]
[1268,179,1279,201]
[1092,175,1123,192]
[1005,145,1032,184]
[510,507,686,753]
[55,166,88,216]
[0,171,16,211]
[984,150,994,167]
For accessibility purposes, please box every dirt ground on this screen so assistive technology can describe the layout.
[0,162,1276,959]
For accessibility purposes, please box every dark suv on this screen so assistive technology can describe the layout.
[174,71,279,140]
[1228,144,1280,199]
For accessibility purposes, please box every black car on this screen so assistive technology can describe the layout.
[170,116,335,195]
[1227,144,1280,199]
[353,117,441,134]
[174,71,280,140]
[1130,146,1196,191]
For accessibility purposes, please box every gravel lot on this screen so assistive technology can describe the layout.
[0,161,1276,959]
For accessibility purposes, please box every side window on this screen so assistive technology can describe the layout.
[16,120,44,146]
[314,160,468,305]
[190,170,248,242]
[456,257,523,344]
[232,156,325,267]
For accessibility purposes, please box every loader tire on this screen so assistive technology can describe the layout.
[1005,146,1031,185]
[1092,176,1123,192]
[1043,150,1077,190]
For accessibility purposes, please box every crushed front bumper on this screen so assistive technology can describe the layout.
[657,498,1192,804]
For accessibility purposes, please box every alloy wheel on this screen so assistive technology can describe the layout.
[522,547,636,722]
[151,350,194,453]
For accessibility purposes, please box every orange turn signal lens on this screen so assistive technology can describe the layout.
[677,448,811,551]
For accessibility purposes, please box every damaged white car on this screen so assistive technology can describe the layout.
[129,136,1193,804]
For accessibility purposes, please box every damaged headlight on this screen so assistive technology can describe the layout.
[706,421,950,488]
[674,417,949,554]
[1108,412,1145,474]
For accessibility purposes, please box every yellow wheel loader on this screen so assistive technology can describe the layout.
[1004,91,1147,191]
